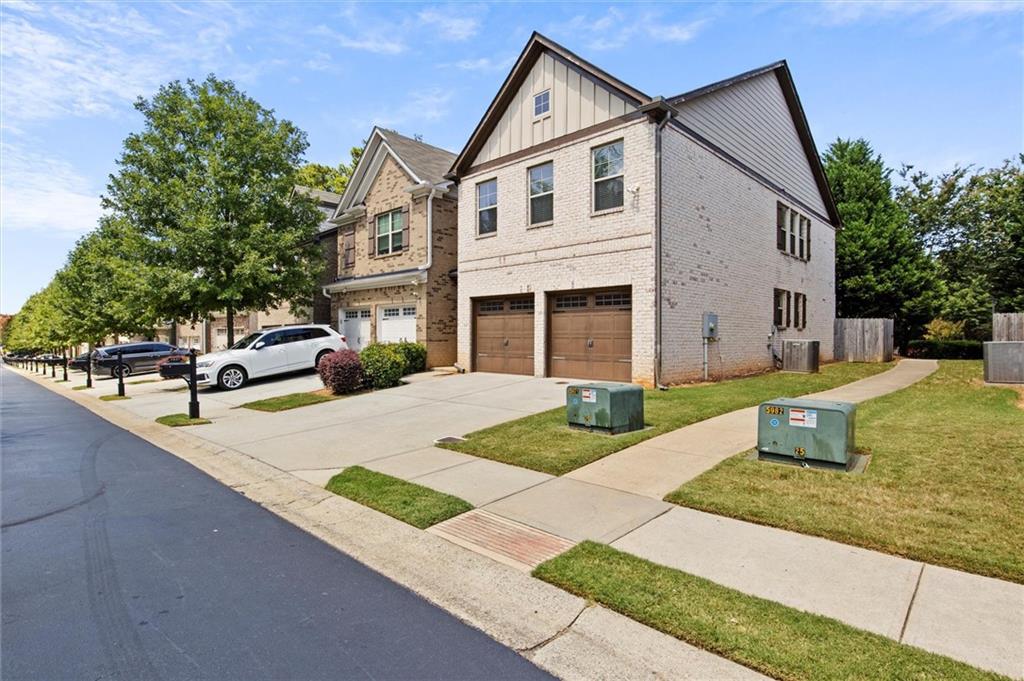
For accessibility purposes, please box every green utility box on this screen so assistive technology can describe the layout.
[566,382,644,435]
[757,398,856,466]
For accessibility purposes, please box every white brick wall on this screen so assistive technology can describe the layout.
[457,120,658,384]
[659,126,836,382]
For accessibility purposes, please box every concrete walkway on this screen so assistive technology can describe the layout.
[566,358,940,499]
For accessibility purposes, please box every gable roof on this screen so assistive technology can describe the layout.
[668,60,840,226]
[448,31,652,178]
[449,33,839,226]
[333,127,456,218]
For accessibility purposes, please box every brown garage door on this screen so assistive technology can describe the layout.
[548,288,632,381]
[473,296,535,375]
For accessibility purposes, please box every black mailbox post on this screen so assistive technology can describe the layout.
[116,350,125,397]
[188,350,200,419]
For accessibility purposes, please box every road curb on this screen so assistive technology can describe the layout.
[4,366,764,680]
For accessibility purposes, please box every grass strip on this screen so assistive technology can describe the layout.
[99,394,130,401]
[241,391,336,412]
[156,413,211,427]
[534,542,1006,681]
[325,466,472,529]
[667,361,1024,583]
[71,385,93,391]
[442,362,893,475]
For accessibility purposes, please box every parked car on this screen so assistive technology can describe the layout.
[93,342,188,378]
[69,352,91,371]
[194,325,347,390]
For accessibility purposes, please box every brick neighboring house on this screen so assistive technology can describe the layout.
[170,187,342,352]
[323,127,458,368]
[448,32,841,386]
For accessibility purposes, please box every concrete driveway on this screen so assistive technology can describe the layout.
[73,369,568,487]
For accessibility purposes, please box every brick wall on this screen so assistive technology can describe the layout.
[456,120,658,384]
[425,195,458,366]
[659,126,836,382]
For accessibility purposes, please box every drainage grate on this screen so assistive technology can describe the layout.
[433,436,466,444]
[429,509,576,571]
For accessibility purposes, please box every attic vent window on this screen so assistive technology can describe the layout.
[534,90,550,117]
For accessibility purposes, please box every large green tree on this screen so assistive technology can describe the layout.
[823,138,939,348]
[897,156,1024,337]
[295,145,363,194]
[103,75,324,345]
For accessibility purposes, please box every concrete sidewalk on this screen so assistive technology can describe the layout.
[566,359,940,499]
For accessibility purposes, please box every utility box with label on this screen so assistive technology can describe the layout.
[566,382,644,435]
[757,398,856,467]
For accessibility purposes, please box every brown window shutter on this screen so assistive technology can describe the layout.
[785,291,792,328]
[776,203,786,251]
[401,206,410,251]
[367,217,376,257]
[805,219,811,260]
[801,294,808,329]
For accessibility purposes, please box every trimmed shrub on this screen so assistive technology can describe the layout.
[317,349,364,394]
[360,344,408,389]
[905,340,983,360]
[393,341,427,375]
[923,318,966,341]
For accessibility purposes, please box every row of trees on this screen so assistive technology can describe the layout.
[824,139,1022,347]
[3,76,360,355]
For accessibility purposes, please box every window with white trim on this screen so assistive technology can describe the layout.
[477,179,497,235]
[776,202,810,261]
[592,141,624,212]
[773,288,790,328]
[529,162,554,225]
[382,307,400,319]
[376,209,404,255]
[533,90,550,117]
[402,306,416,316]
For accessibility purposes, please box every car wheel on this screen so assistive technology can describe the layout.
[218,365,247,390]
[314,349,331,369]
[115,364,132,378]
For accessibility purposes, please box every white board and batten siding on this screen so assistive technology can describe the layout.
[472,52,638,167]
[674,71,829,220]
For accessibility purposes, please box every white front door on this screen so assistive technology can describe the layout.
[342,309,372,352]
[377,305,417,344]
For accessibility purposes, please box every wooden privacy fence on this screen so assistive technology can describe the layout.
[993,313,1024,341]
[834,318,894,362]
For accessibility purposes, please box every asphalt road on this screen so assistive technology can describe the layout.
[0,368,553,681]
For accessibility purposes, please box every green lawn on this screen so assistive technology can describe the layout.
[441,362,893,475]
[325,466,472,529]
[667,361,1024,584]
[535,542,1006,681]
[71,385,92,391]
[155,413,212,427]
[99,394,130,401]
[241,391,337,412]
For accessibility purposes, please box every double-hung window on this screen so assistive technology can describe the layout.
[592,141,624,212]
[529,162,554,225]
[477,179,497,235]
[773,288,807,329]
[776,202,811,260]
[773,288,790,328]
[376,209,403,255]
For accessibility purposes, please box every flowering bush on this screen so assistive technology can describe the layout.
[393,341,427,375]
[359,344,407,389]
[317,349,364,394]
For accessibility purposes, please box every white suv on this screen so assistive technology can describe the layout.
[195,325,347,390]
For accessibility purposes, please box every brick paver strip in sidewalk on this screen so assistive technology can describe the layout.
[567,359,939,499]
[430,510,577,571]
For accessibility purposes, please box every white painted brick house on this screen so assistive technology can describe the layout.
[448,33,841,386]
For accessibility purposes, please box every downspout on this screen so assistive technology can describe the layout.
[654,108,673,390]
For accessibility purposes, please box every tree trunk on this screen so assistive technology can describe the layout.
[226,306,234,348]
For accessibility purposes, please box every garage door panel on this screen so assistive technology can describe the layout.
[548,288,631,382]
[473,297,534,376]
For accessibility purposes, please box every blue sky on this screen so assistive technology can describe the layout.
[2,1,1021,312]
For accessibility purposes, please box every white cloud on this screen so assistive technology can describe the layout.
[451,55,515,72]
[0,144,104,234]
[813,0,1022,26]
[560,7,711,52]
[417,8,480,41]
[355,88,453,130]
[309,24,407,55]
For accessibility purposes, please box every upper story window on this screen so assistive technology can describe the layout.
[376,209,404,255]
[477,179,497,235]
[592,141,624,212]
[529,162,554,225]
[776,202,811,261]
[533,90,550,117]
